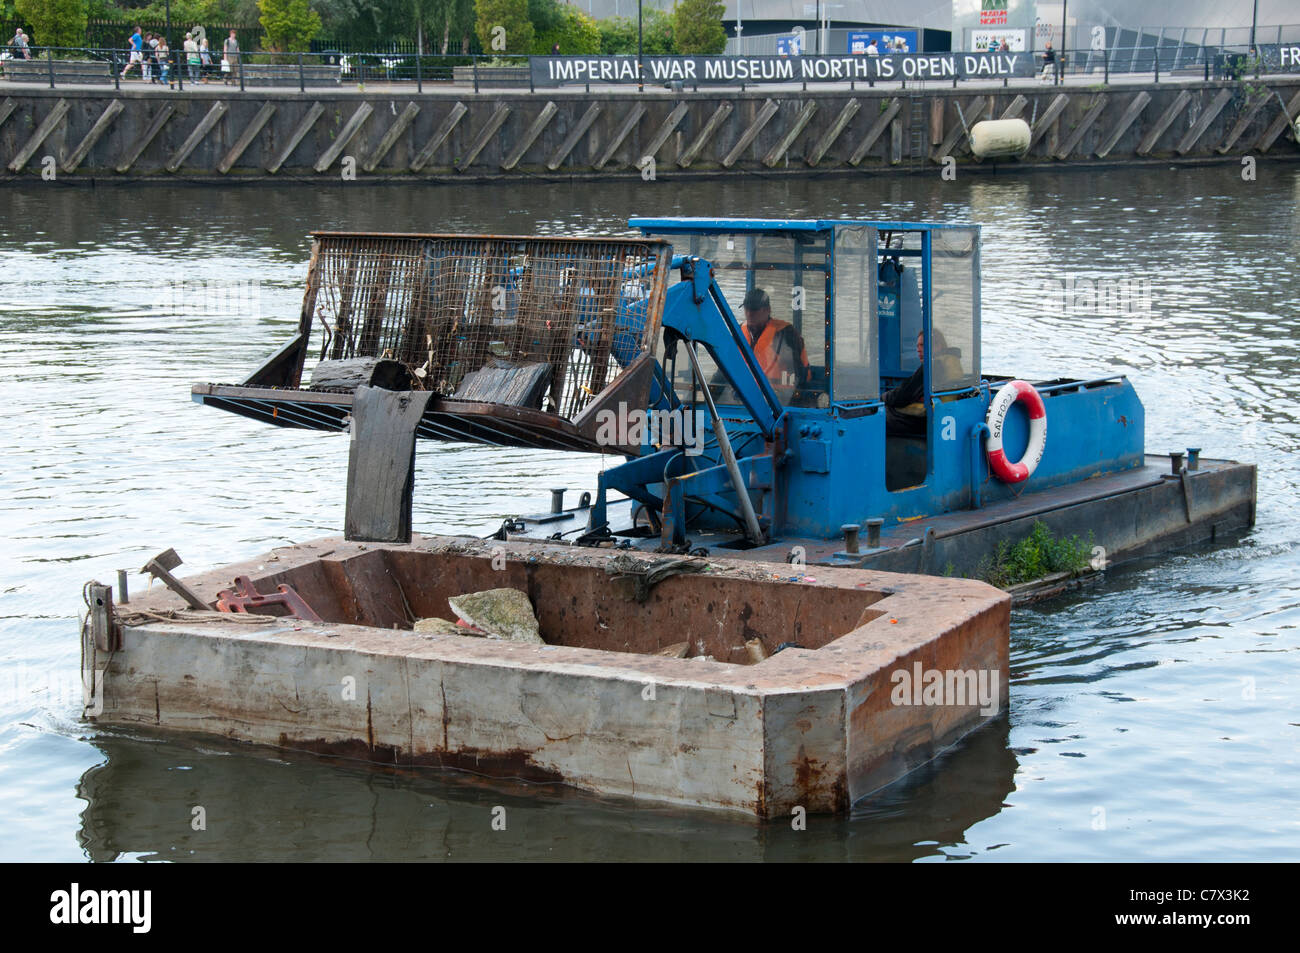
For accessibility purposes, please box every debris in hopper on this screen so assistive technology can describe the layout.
[604,553,709,603]
[653,642,690,658]
[412,617,466,636]
[447,588,544,643]
[453,360,552,408]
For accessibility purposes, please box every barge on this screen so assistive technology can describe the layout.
[81,220,1254,816]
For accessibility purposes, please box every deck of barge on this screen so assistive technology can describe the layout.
[506,454,1255,577]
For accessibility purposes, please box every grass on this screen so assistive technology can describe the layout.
[977,521,1093,589]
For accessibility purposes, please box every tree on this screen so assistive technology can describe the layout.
[258,0,322,51]
[597,16,635,54]
[670,0,724,54]
[640,9,674,54]
[14,0,88,49]
[474,0,531,55]
[530,0,598,55]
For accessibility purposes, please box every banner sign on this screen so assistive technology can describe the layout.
[530,53,1035,87]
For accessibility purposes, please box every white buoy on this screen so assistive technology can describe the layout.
[969,118,1031,159]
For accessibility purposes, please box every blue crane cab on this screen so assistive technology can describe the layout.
[577,217,1146,554]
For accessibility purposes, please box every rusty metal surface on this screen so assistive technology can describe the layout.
[306,233,671,420]
[193,383,623,453]
[215,575,323,621]
[94,535,1010,817]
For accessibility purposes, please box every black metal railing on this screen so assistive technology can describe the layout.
[1,43,1295,92]
[0,46,527,93]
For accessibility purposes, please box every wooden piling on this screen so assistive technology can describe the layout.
[7,98,69,172]
[165,101,228,173]
[1028,93,1070,150]
[62,99,124,173]
[218,102,276,174]
[1095,91,1150,158]
[1175,88,1234,154]
[1254,89,1300,153]
[114,103,173,174]
[593,102,645,170]
[806,98,860,166]
[849,98,900,166]
[410,101,467,172]
[678,102,733,168]
[267,101,323,173]
[501,101,557,170]
[455,104,510,172]
[642,102,690,163]
[1055,94,1107,159]
[763,100,817,167]
[315,101,374,172]
[546,102,601,170]
[722,99,779,168]
[1137,89,1192,155]
[364,101,420,172]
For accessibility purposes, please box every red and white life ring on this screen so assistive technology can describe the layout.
[985,380,1046,484]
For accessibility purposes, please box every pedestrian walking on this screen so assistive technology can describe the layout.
[1040,41,1056,81]
[200,37,211,82]
[121,26,144,79]
[222,30,239,86]
[143,32,157,82]
[184,32,200,84]
[157,36,173,88]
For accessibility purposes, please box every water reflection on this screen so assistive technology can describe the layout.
[75,720,1016,862]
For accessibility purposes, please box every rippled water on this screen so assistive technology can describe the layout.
[2,168,1297,861]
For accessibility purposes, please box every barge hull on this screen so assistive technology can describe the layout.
[85,538,1009,818]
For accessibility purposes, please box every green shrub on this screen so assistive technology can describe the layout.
[599,10,673,55]
[474,0,532,55]
[531,1,599,55]
[670,0,724,54]
[978,521,1093,588]
[258,0,322,51]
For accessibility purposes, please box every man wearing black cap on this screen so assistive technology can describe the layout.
[740,287,810,395]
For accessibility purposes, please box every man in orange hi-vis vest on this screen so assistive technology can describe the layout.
[740,287,810,394]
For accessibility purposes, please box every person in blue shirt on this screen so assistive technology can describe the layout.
[121,27,144,79]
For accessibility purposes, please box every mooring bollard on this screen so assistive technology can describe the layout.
[550,487,567,514]
[1170,451,1184,474]
[866,518,884,549]
[840,523,861,555]
[117,569,129,605]
[1187,448,1201,471]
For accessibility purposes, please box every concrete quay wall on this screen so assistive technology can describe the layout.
[1,80,1297,183]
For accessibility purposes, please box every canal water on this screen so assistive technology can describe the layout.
[1,167,1297,861]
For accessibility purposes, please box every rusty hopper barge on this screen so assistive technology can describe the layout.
[81,223,1253,817]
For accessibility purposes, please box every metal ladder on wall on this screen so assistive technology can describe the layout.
[908,96,927,164]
